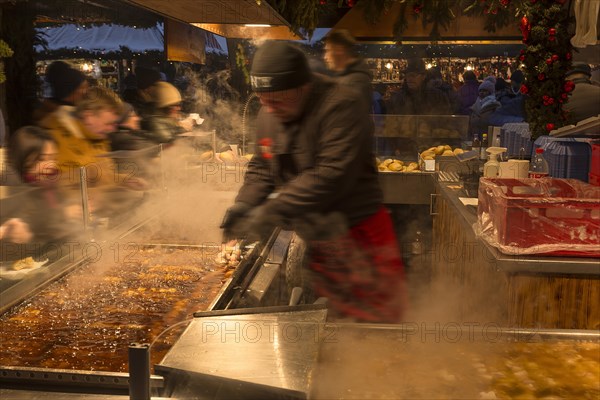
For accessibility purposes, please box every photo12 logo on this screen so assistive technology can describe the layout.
[198,320,337,344]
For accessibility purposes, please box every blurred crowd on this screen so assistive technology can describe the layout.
[372,56,599,141]
[1,60,239,260]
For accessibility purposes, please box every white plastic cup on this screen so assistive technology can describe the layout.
[499,159,529,178]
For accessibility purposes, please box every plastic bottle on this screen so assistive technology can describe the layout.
[483,147,507,178]
[472,134,481,154]
[528,148,550,178]
[480,133,488,161]
[411,231,424,255]
[494,134,504,161]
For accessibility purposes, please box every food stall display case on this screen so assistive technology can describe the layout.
[374,114,469,205]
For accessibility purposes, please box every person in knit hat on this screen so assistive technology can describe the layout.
[478,77,496,99]
[140,81,192,144]
[46,61,88,102]
[120,66,163,117]
[469,76,501,138]
[220,40,407,323]
[386,57,457,115]
[33,61,89,123]
[563,62,600,123]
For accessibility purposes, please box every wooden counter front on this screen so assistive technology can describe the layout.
[431,181,600,330]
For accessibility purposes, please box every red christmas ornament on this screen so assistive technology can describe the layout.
[548,28,556,36]
[519,16,531,42]
[500,0,510,6]
[520,49,525,55]
[530,0,537,3]
[561,92,568,99]
[565,52,572,60]
[551,54,559,62]
[347,0,355,7]
[413,4,423,13]
[520,84,529,94]
[546,58,553,65]
[319,0,326,4]
[492,8,498,14]
[564,80,575,92]
[538,73,546,81]
[549,36,556,42]
[546,123,555,132]
[484,7,490,14]
[519,55,526,61]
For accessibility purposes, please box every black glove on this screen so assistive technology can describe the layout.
[220,202,252,241]
[244,205,280,242]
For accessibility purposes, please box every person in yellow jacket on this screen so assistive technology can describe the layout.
[40,86,146,216]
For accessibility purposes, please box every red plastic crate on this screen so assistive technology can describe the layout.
[478,178,600,256]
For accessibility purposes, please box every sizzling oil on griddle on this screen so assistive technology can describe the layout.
[0,247,227,372]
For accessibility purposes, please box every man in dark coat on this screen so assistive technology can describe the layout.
[563,62,600,123]
[324,29,373,113]
[220,41,407,323]
[386,58,457,115]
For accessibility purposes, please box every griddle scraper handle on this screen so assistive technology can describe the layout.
[289,287,303,306]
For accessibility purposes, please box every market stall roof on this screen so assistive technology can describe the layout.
[124,0,301,39]
[334,3,521,44]
[34,23,224,54]
[35,23,164,53]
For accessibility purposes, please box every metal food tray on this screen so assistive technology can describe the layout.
[0,231,270,395]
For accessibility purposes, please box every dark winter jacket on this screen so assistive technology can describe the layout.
[235,74,382,227]
[469,95,501,138]
[386,80,457,115]
[140,115,185,144]
[335,58,373,113]
[458,80,480,115]
[488,95,526,126]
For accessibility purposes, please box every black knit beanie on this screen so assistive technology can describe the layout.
[135,66,162,90]
[250,41,311,92]
[46,61,86,101]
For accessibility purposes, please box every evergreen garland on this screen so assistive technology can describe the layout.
[0,39,14,84]
[267,0,322,38]
[518,0,573,139]
[461,0,524,32]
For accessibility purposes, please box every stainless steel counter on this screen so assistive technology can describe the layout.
[157,305,328,399]
[378,172,435,204]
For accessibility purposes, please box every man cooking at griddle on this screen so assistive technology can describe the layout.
[220,41,407,323]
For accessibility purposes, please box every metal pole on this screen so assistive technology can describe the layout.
[212,129,217,158]
[128,343,150,400]
[159,144,165,191]
[79,167,89,230]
